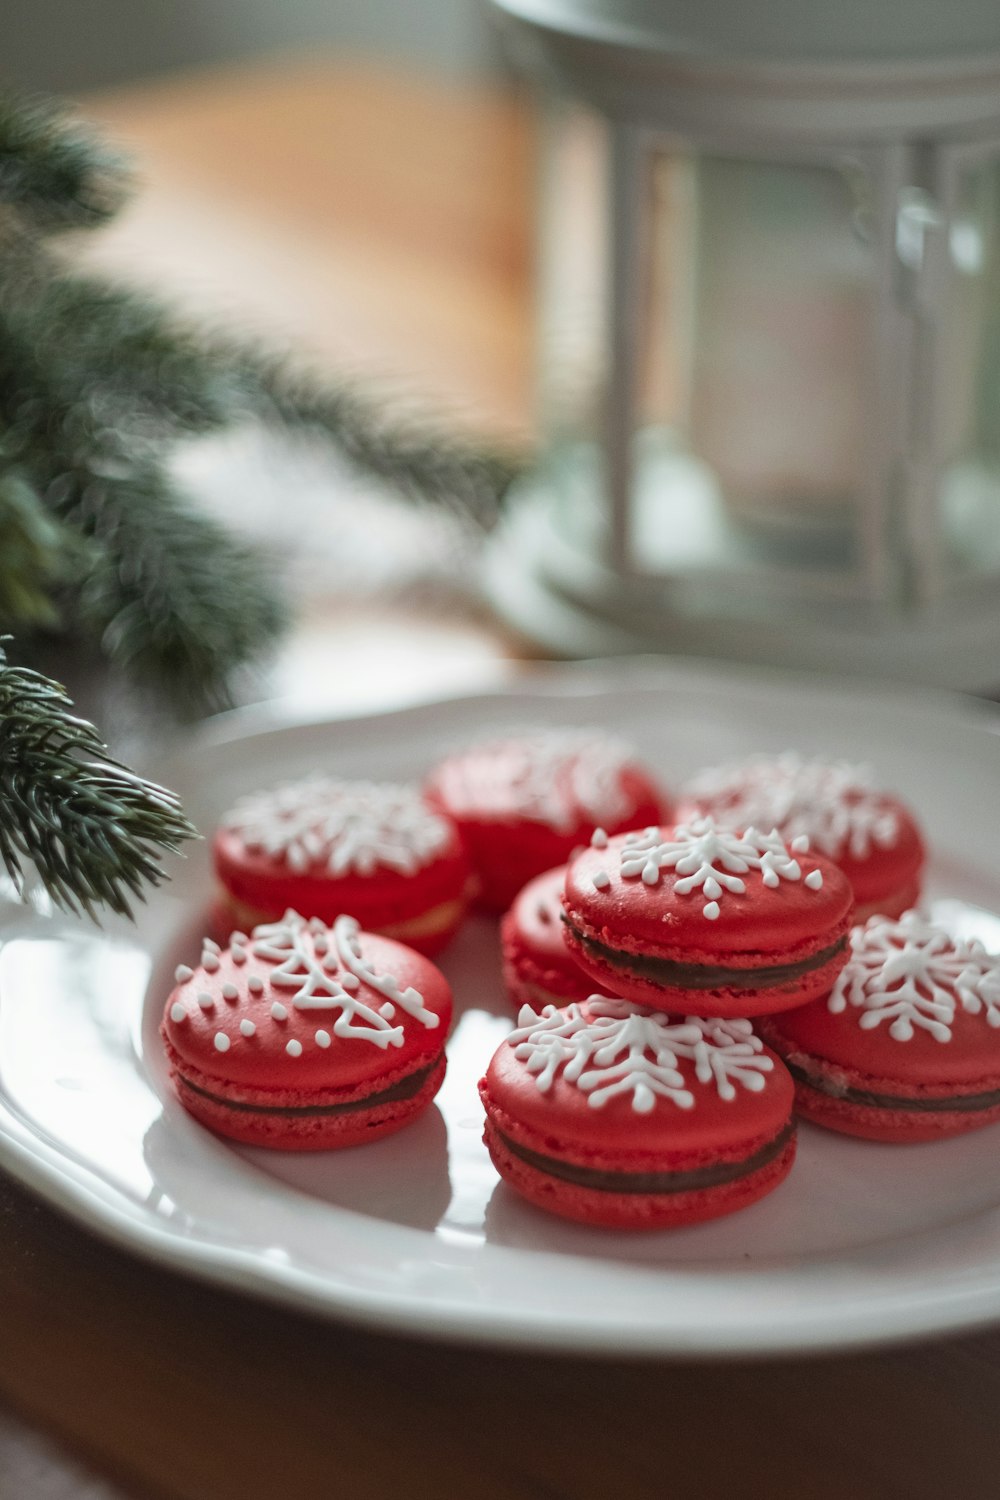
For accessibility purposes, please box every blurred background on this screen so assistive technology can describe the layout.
[2,0,508,92]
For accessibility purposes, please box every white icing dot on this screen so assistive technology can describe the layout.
[239,1018,256,1037]
[805,869,824,890]
[213,1032,230,1052]
[222,982,239,1001]
[174,965,193,983]
[762,869,780,888]
[642,862,659,885]
[231,946,248,965]
[247,975,264,995]
[313,934,329,955]
[591,827,609,848]
[340,973,360,991]
[196,991,214,1010]
[791,835,810,853]
[169,1002,187,1023]
[592,870,611,891]
[315,1029,331,1047]
[380,1002,396,1019]
[703,900,721,920]
[286,1039,303,1057]
[203,938,221,954]
[322,952,339,973]
[201,952,221,973]
[271,1001,288,1021]
[230,930,249,945]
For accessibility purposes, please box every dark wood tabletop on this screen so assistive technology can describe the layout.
[3,57,1000,1499]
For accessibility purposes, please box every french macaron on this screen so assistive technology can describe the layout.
[212,775,471,957]
[756,911,1000,1142]
[161,910,453,1149]
[500,865,594,1013]
[480,997,796,1228]
[678,753,924,922]
[561,819,854,1018]
[425,729,667,912]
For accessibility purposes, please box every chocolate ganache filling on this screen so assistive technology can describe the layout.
[176,1061,435,1116]
[783,1057,1000,1114]
[563,918,847,991]
[493,1120,795,1194]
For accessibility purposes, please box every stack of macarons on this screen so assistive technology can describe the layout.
[482,816,853,1228]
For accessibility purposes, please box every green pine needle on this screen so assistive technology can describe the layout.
[0,641,197,919]
[0,462,80,628]
[0,94,130,232]
[56,450,288,713]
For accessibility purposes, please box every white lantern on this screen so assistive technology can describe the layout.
[483,0,1000,686]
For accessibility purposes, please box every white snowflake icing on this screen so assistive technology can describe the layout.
[828,911,1000,1043]
[244,910,439,1049]
[618,819,805,918]
[684,753,900,860]
[438,730,640,833]
[507,1000,773,1112]
[221,776,451,876]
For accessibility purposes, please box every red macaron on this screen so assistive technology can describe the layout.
[212,776,471,957]
[500,865,594,1013]
[561,819,854,1018]
[678,754,925,922]
[425,730,666,912]
[757,911,1000,1142]
[161,910,453,1150]
[480,997,796,1228]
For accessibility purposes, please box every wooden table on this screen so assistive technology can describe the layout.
[5,57,1000,1499]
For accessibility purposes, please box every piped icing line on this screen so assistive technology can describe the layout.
[828,911,1000,1043]
[683,753,901,859]
[220,775,452,876]
[439,730,640,832]
[170,912,443,1054]
[617,819,807,917]
[506,999,773,1112]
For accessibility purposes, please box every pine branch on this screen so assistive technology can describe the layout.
[0,95,130,232]
[50,447,288,713]
[0,641,197,919]
[0,240,522,514]
[238,354,521,528]
[0,460,80,627]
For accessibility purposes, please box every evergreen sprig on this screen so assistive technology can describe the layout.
[0,94,523,710]
[0,641,196,918]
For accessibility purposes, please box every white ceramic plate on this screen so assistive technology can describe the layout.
[3,660,1000,1358]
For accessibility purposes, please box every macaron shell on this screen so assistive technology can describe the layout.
[171,1053,447,1150]
[484,1026,793,1163]
[564,833,853,957]
[759,989,1000,1090]
[425,750,667,912]
[773,1079,1000,1144]
[501,866,594,1010]
[829,802,924,911]
[482,1118,796,1228]
[163,928,453,1094]
[758,998,1000,1142]
[676,790,925,919]
[212,824,471,935]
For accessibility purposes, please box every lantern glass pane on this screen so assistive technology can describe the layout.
[938,156,1000,581]
[633,149,879,580]
[536,101,610,553]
